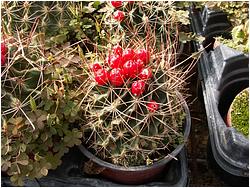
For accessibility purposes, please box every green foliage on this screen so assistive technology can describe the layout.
[199,1,249,53]
[205,1,249,26]
[231,88,249,137]
[1,31,85,186]
[216,20,249,53]
[66,1,106,49]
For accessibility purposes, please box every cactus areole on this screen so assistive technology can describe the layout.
[80,44,191,184]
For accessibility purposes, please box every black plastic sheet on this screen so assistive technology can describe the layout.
[1,147,188,187]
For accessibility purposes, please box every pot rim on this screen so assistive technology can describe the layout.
[79,91,191,171]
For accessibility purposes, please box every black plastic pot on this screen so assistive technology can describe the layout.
[190,5,249,185]
[190,4,232,39]
[207,137,249,187]
[79,93,191,185]
[1,146,189,187]
[198,45,249,185]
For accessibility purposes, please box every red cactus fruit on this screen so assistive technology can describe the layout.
[138,68,153,80]
[112,44,123,56]
[113,10,125,22]
[131,80,146,96]
[1,42,7,66]
[109,55,123,69]
[95,69,109,86]
[136,49,150,64]
[109,68,124,87]
[122,48,135,62]
[111,1,123,8]
[123,60,137,78]
[147,100,159,112]
[90,63,102,72]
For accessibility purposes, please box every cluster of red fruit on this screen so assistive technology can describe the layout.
[1,42,7,66]
[90,44,159,112]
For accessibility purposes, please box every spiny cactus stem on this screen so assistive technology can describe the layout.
[166,92,179,128]
[1,107,18,117]
[139,134,164,142]
[137,115,151,132]
[153,115,182,137]
[115,112,138,136]
[78,82,99,108]
[139,82,165,100]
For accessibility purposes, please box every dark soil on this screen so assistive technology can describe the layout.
[186,67,226,186]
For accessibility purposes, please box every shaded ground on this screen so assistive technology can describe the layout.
[186,68,226,186]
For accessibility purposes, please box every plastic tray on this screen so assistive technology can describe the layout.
[1,146,189,187]
[189,4,249,183]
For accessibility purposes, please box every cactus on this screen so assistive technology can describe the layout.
[82,68,187,166]
[81,42,189,166]
[1,1,72,37]
[100,1,190,45]
[80,2,194,166]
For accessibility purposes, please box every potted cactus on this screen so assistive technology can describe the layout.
[79,44,191,185]
[1,1,196,186]
[77,1,195,185]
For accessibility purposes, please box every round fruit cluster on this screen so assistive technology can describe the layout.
[90,44,153,95]
[90,44,159,112]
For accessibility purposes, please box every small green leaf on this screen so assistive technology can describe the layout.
[1,161,11,171]
[8,117,23,125]
[30,96,37,111]
[41,132,49,142]
[44,100,54,111]
[34,153,42,161]
[50,34,67,44]
[92,1,101,9]
[19,144,27,152]
[63,135,71,143]
[50,127,57,135]
[10,175,19,183]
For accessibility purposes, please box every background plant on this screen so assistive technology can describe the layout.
[230,88,249,137]
[1,2,107,185]
[197,1,249,53]
[0,3,91,184]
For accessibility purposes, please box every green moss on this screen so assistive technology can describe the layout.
[231,88,249,137]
